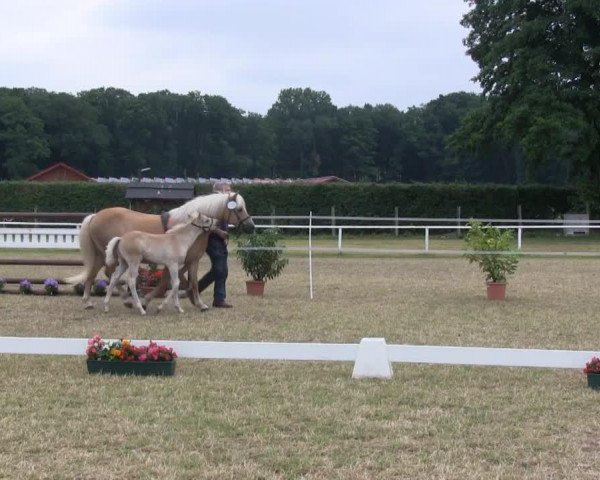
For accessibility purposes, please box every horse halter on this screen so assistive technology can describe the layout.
[191,217,216,232]
[225,192,253,228]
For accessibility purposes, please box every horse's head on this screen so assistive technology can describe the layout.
[224,192,255,233]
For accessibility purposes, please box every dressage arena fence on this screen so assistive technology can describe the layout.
[1,214,600,256]
[0,336,597,379]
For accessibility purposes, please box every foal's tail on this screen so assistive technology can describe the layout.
[65,214,97,285]
[105,237,121,268]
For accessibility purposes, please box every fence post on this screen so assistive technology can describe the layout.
[394,206,399,236]
[425,227,429,252]
[517,205,523,250]
[331,206,336,237]
[337,227,343,255]
[457,206,461,237]
[270,206,276,226]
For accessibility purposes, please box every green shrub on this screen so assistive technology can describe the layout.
[464,220,519,283]
[236,229,289,282]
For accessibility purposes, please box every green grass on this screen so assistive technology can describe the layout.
[1,247,600,478]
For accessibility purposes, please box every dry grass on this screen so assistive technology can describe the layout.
[1,246,600,479]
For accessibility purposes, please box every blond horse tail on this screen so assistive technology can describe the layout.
[65,214,98,285]
[105,237,121,268]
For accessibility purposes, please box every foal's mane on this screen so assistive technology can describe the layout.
[168,192,228,224]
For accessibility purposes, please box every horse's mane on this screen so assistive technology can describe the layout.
[168,192,246,225]
[165,222,188,234]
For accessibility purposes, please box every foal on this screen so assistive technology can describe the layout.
[103,214,217,315]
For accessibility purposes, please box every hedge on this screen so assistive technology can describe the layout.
[0,181,579,220]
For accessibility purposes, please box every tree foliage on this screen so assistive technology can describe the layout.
[0,84,580,184]
[457,0,600,188]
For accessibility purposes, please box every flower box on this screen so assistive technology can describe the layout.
[86,335,177,376]
[587,374,600,390]
[86,359,176,376]
[583,357,600,390]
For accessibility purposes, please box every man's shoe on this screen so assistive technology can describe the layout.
[212,300,233,308]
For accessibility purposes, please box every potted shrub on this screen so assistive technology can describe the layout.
[236,229,288,295]
[86,335,177,376]
[464,220,519,300]
[583,356,600,390]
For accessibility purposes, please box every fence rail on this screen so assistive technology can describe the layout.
[0,336,596,380]
[0,217,598,254]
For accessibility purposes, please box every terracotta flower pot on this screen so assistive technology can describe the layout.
[246,280,265,296]
[486,282,507,300]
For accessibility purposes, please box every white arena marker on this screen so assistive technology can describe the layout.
[352,338,393,379]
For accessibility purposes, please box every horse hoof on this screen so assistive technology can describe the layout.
[84,303,95,310]
[140,310,147,316]
[199,304,209,312]
[104,306,109,313]
[177,308,184,313]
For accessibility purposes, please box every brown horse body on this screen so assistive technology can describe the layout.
[67,192,254,309]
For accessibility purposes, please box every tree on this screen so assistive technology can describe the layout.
[367,104,406,181]
[267,88,337,178]
[460,0,600,188]
[336,106,377,181]
[24,89,110,176]
[0,91,49,178]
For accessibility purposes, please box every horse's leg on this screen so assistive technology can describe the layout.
[107,263,134,307]
[104,262,127,313]
[143,268,170,308]
[125,261,146,315]
[187,259,209,311]
[82,253,105,310]
[158,263,183,313]
[184,235,209,309]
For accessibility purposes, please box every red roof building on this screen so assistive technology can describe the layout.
[26,162,93,182]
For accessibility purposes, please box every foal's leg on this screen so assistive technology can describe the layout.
[105,263,132,306]
[142,268,170,308]
[104,261,127,313]
[125,260,146,315]
[157,263,184,313]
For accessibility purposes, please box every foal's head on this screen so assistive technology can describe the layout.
[190,213,218,232]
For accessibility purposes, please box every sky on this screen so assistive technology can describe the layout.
[0,0,481,115]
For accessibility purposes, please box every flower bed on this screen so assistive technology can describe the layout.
[86,335,177,376]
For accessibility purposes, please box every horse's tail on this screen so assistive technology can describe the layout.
[105,237,121,268]
[65,214,98,285]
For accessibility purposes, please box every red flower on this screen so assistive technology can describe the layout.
[583,356,600,374]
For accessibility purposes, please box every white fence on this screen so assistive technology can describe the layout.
[0,336,596,379]
[0,222,81,249]
[2,217,599,256]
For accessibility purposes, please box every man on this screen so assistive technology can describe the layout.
[197,182,233,308]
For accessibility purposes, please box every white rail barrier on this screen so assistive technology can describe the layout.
[1,220,599,255]
[0,223,80,249]
[0,336,596,379]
